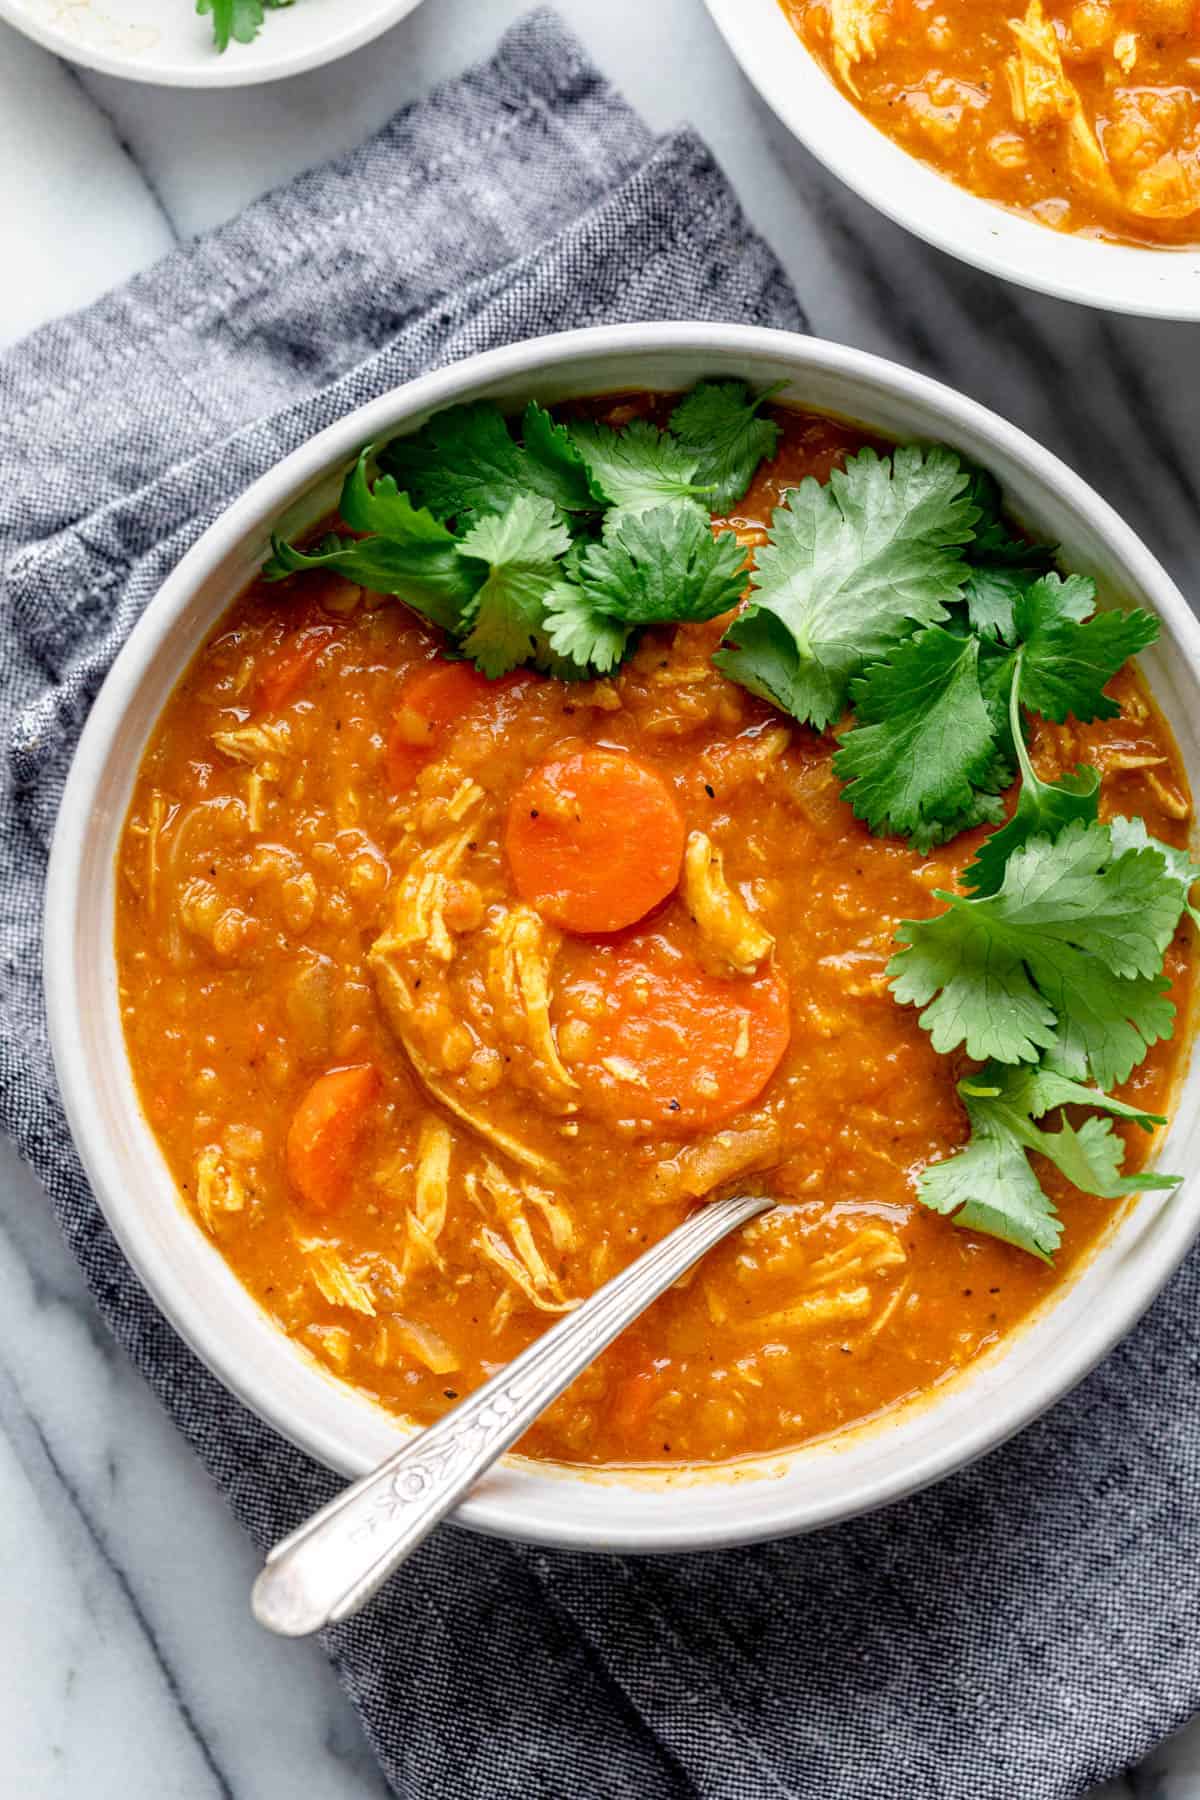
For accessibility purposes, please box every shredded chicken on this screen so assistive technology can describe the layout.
[742,1225,907,1336]
[1125,151,1200,220]
[1144,768,1191,819]
[803,1225,908,1288]
[300,1241,376,1315]
[1006,0,1078,128]
[750,1286,874,1332]
[1112,29,1137,71]
[402,1117,453,1280]
[476,1226,580,1315]
[522,1180,577,1252]
[1066,110,1122,209]
[395,1032,557,1177]
[648,1117,783,1206]
[373,810,484,967]
[830,0,891,90]
[683,831,774,975]
[211,720,290,773]
[305,1324,352,1373]
[486,905,576,1097]
[467,1160,578,1311]
[374,1316,460,1375]
[193,1146,247,1233]
[126,790,171,917]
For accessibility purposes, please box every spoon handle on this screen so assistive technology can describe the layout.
[252,1190,772,1636]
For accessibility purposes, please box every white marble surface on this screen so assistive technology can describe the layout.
[2,0,1200,1793]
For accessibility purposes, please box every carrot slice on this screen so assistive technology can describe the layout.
[558,937,790,1133]
[256,622,340,713]
[505,750,685,935]
[387,661,530,787]
[609,1356,675,1442]
[286,1064,380,1214]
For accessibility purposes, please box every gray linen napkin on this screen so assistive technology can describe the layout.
[1,12,1195,1799]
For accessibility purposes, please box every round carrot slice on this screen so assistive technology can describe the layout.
[387,661,529,787]
[505,749,686,935]
[286,1064,380,1214]
[256,621,340,713]
[557,937,790,1133]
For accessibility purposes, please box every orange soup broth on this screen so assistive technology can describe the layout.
[783,0,1200,248]
[115,400,1195,1469]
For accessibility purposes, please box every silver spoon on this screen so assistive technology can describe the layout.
[252,1189,773,1636]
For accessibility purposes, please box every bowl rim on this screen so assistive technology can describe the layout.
[44,320,1200,1553]
[0,0,427,87]
[703,0,1200,322]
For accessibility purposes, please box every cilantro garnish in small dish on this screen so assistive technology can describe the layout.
[264,382,1195,1267]
[197,0,296,53]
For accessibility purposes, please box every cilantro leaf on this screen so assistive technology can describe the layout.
[261,460,480,636]
[566,419,710,517]
[379,402,599,525]
[959,466,1056,641]
[919,1060,1177,1261]
[833,627,1008,849]
[963,655,1101,895]
[1014,575,1159,722]
[197,0,264,50]
[542,583,631,674]
[519,403,605,514]
[456,497,576,678]
[336,448,447,541]
[574,504,748,626]
[715,445,978,731]
[543,504,748,676]
[378,403,527,522]
[889,818,1185,1087]
[668,381,784,513]
[1108,814,1200,928]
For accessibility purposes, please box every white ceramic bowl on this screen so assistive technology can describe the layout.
[45,323,1200,1552]
[0,0,425,86]
[704,0,1200,321]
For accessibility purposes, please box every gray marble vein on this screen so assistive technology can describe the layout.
[1,0,1199,1792]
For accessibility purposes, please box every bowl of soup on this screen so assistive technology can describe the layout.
[705,0,1200,318]
[44,323,1200,1551]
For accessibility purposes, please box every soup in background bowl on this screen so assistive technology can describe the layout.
[784,0,1200,249]
[45,325,1200,1552]
[704,0,1200,318]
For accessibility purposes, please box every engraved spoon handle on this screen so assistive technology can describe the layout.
[252,1190,773,1636]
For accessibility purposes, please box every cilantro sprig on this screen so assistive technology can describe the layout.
[833,572,1157,850]
[197,0,292,52]
[715,445,977,732]
[668,381,785,513]
[892,816,1191,1255]
[919,1061,1178,1260]
[544,505,749,674]
[889,818,1185,1089]
[265,385,781,683]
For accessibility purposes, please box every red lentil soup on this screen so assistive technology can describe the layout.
[782,0,1200,247]
[115,401,1194,1469]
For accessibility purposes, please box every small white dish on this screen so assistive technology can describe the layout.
[0,0,426,87]
[704,0,1200,321]
[45,322,1200,1552]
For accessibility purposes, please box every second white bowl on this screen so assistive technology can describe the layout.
[44,323,1200,1552]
